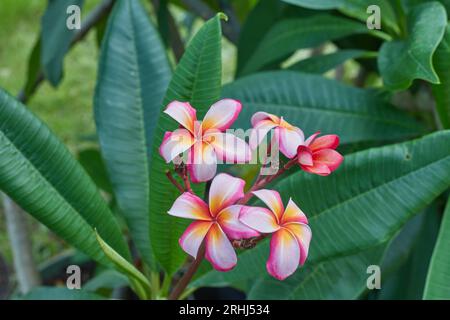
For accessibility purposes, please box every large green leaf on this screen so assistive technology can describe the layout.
[288,49,375,74]
[236,0,284,76]
[225,71,424,144]
[94,0,171,270]
[375,205,440,299]
[0,88,130,266]
[378,2,447,90]
[282,0,399,34]
[423,196,450,299]
[239,14,369,76]
[148,14,224,274]
[193,131,450,287]
[41,0,84,86]
[432,25,450,129]
[247,245,386,299]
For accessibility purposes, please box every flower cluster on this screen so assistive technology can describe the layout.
[160,99,343,280]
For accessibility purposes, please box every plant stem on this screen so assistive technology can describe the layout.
[165,170,185,193]
[168,242,205,300]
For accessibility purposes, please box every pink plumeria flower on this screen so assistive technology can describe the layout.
[249,112,304,159]
[297,132,343,176]
[239,190,311,280]
[159,99,251,183]
[168,173,260,271]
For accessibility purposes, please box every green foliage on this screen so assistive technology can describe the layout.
[239,14,369,76]
[432,25,450,129]
[424,197,450,299]
[288,50,375,74]
[0,88,130,266]
[378,2,447,90]
[41,0,84,86]
[94,0,171,270]
[226,71,424,144]
[148,13,225,275]
[21,287,104,300]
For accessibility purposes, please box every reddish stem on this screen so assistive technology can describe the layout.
[165,171,185,193]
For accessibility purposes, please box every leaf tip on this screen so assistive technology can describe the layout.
[218,12,228,22]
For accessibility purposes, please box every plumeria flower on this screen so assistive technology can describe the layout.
[159,99,251,183]
[297,132,343,176]
[168,173,260,271]
[239,190,311,280]
[249,112,304,159]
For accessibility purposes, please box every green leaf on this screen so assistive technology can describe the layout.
[236,0,284,75]
[78,149,113,193]
[23,37,42,99]
[240,14,369,76]
[148,14,224,275]
[378,2,447,90]
[225,71,424,144]
[96,231,151,300]
[94,0,171,270]
[247,245,386,299]
[423,196,450,299]
[0,88,130,266]
[193,131,450,287]
[41,0,84,86]
[84,270,129,292]
[375,205,440,299]
[282,0,399,35]
[20,287,104,300]
[432,25,450,129]
[288,49,376,74]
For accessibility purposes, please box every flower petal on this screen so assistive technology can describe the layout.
[250,112,280,127]
[187,141,217,183]
[208,173,245,215]
[266,228,300,280]
[202,99,242,132]
[205,131,251,163]
[217,205,260,239]
[284,223,312,266]
[281,198,308,225]
[301,162,331,176]
[309,134,339,152]
[313,149,343,172]
[164,101,197,133]
[249,119,278,150]
[278,127,304,159]
[297,145,313,167]
[252,189,284,221]
[304,131,321,146]
[239,206,280,233]
[205,223,237,271]
[168,192,211,220]
[179,221,213,258]
[159,129,194,163]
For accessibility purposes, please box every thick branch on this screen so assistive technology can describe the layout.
[1,194,41,294]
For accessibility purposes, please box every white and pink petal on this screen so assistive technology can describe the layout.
[164,101,197,133]
[252,189,284,221]
[284,223,312,266]
[239,206,280,233]
[266,228,300,280]
[159,129,194,163]
[168,192,211,221]
[202,99,242,132]
[179,221,213,258]
[187,141,218,183]
[208,173,245,216]
[217,205,260,240]
[205,223,237,271]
